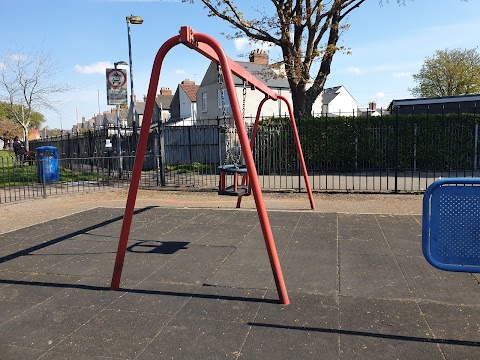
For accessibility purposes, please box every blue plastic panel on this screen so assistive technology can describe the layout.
[422,178,480,272]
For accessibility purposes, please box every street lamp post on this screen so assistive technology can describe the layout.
[126,15,143,151]
[114,60,128,178]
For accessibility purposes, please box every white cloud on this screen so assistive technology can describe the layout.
[393,71,411,78]
[234,37,271,53]
[0,62,5,70]
[9,53,27,62]
[74,61,112,75]
[234,38,249,51]
[175,69,187,75]
[347,66,362,75]
[376,92,385,99]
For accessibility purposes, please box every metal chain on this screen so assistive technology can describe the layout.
[242,80,247,121]
[239,80,248,165]
[218,66,230,166]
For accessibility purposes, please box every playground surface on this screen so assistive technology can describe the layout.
[0,190,479,359]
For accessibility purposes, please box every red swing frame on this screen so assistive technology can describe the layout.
[110,26,315,305]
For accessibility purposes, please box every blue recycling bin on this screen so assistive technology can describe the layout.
[36,146,59,183]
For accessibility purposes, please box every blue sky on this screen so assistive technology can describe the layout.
[1,0,479,129]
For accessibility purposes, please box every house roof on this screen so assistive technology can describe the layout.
[180,83,199,102]
[391,93,480,107]
[322,86,342,104]
[134,102,145,115]
[155,94,174,110]
[235,61,289,89]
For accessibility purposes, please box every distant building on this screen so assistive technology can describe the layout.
[389,94,480,114]
[196,50,359,125]
[357,102,389,117]
[318,86,358,117]
[168,80,199,125]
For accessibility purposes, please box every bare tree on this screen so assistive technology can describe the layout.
[188,0,404,116]
[0,48,68,149]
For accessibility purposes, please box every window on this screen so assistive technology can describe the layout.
[218,89,230,108]
[202,92,207,112]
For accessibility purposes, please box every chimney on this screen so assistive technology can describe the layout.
[82,117,86,123]
[249,49,268,65]
[181,79,195,85]
[133,95,137,102]
[160,87,172,95]
[369,102,377,111]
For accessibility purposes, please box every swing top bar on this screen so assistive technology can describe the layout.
[179,26,278,101]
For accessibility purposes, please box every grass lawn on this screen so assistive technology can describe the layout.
[0,150,104,187]
[166,162,216,174]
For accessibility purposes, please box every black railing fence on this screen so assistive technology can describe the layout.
[1,106,478,203]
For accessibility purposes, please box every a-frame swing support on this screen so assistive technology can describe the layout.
[111,26,315,305]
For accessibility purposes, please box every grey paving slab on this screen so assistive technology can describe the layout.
[194,224,257,247]
[43,276,123,309]
[338,335,444,359]
[177,286,265,323]
[241,322,338,360]
[439,344,480,360]
[339,237,392,255]
[282,250,338,294]
[418,302,480,343]
[339,296,431,338]
[165,222,220,243]
[0,206,478,360]
[38,350,117,360]
[107,281,200,315]
[205,247,274,289]
[53,309,170,359]
[0,253,72,272]
[338,296,445,359]
[397,255,480,306]
[339,254,414,299]
[29,234,104,255]
[0,274,82,304]
[238,225,294,254]
[0,345,44,360]
[136,317,248,360]
[0,270,30,290]
[0,300,36,325]
[0,304,99,350]
[143,243,234,285]
[296,211,337,228]
[256,290,338,327]
[377,214,423,256]
[288,227,336,253]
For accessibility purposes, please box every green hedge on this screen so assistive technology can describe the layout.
[254,113,480,173]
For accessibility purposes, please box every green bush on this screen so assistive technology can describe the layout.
[255,113,480,173]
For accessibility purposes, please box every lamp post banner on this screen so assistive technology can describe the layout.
[106,68,128,105]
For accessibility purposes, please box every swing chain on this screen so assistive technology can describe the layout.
[218,65,230,166]
[242,80,247,121]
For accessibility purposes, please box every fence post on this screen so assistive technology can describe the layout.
[158,121,166,186]
[474,103,478,172]
[394,107,399,193]
[297,112,301,193]
[41,157,47,199]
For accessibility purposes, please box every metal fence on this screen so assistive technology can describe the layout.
[0,106,478,204]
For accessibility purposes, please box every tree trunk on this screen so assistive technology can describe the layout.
[22,126,29,151]
[305,6,342,116]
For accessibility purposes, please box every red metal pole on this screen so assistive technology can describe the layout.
[194,32,289,304]
[278,95,315,210]
[110,35,181,290]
